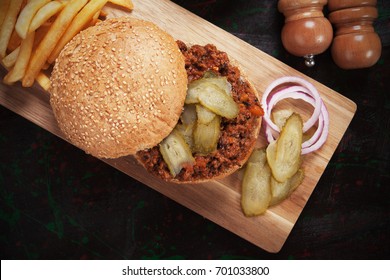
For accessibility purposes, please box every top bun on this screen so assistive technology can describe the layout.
[49,17,187,158]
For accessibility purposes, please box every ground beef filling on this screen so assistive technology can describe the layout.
[136,42,263,182]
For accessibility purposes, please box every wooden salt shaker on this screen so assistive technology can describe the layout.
[328,0,382,69]
[278,0,333,67]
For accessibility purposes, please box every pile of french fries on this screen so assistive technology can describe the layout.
[0,0,133,90]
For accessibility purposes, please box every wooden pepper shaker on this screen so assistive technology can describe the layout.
[328,0,382,69]
[278,0,333,66]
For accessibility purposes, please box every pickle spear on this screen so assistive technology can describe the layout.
[159,130,195,177]
[266,113,303,182]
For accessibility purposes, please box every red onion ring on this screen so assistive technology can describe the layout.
[261,76,329,154]
[261,76,322,133]
[302,101,328,154]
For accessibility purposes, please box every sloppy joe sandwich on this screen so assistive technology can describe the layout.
[49,17,188,158]
[49,16,263,183]
[136,42,263,183]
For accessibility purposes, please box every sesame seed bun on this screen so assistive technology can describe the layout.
[49,17,188,158]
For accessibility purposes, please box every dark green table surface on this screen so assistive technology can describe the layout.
[1,0,389,259]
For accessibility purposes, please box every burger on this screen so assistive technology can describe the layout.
[49,17,263,184]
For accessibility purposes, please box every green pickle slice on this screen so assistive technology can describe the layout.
[196,104,216,124]
[159,130,195,177]
[161,72,238,178]
[266,113,303,182]
[241,149,272,216]
[197,83,239,119]
[269,169,304,206]
[193,115,221,155]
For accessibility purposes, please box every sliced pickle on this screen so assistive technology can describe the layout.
[269,169,304,206]
[175,123,195,149]
[266,113,303,182]
[186,75,233,104]
[266,140,277,168]
[193,115,220,155]
[272,109,294,130]
[180,104,197,125]
[241,149,271,216]
[159,130,195,177]
[202,71,231,95]
[202,71,217,78]
[198,83,239,119]
[205,76,232,96]
[163,72,237,169]
[196,104,216,124]
[185,79,204,104]
[247,147,267,164]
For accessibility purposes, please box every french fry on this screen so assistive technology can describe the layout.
[15,0,51,39]
[36,71,51,91]
[0,0,23,58]
[108,0,134,11]
[7,29,22,52]
[86,10,102,28]
[3,31,35,84]
[0,0,11,28]
[28,1,65,33]
[41,62,50,70]
[93,9,101,21]
[1,46,20,69]
[22,0,89,87]
[48,0,109,64]
[33,23,52,49]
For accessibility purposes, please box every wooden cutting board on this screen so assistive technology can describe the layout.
[0,0,356,253]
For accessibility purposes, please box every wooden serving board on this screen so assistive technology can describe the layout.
[0,0,356,253]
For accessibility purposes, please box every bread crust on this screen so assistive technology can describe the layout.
[49,17,187,158]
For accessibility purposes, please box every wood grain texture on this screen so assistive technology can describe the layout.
[0,0,356,252]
